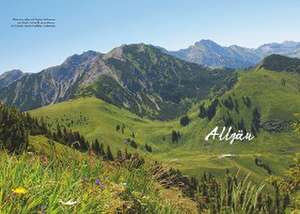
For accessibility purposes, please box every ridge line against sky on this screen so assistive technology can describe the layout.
[3,39,300,73]
[1,0,300,72]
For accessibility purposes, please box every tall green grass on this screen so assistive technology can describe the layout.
[0,150,194,213]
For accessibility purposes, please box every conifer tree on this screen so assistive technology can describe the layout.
[92,139,101,155]
[105,146,114,161]
[99,143,105,156]
[116,150,123,160]
[199,104,206,118]
[56,124,62,140]
[206,99,219,120]
[252,107,261,133]
[145,144,152,152]
[180,115,190,126]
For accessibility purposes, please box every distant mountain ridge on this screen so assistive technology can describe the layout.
[166,40,300,68]
[4,40,300,75]
[257,41,300,56]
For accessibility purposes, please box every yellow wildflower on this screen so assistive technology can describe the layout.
[142,195,150,200]
[12,187,27,194]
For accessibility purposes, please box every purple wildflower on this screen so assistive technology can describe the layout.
[95,178,106,190]
[95,178,101,185]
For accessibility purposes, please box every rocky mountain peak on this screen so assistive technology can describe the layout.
[194,39,220,48]
[64,50,101,66]
[0,69,26,89]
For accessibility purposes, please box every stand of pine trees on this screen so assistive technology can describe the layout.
[0,103,90,153]
[199,99,219,120]
[0,105,29,153]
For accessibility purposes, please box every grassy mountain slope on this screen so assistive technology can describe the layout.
[159,67,300,179]
[31,55,300,183]
[30,97,159,153]
[29,94,297,183]
[5,134,298,213]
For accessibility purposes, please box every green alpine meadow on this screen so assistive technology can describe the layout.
[1,1,300,213]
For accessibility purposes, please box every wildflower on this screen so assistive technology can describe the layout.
[59,199,79,206]
[95,178,106,190]
[95,178,101,185]
[12,187,27,195]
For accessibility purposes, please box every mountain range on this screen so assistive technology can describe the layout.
[166,40,300,68]
[0,44,235,119]
[1,40,300,119]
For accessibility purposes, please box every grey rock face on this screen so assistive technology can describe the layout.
[0,69,26,89]
[0,51,103,110]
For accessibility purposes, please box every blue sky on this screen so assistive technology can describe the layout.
[1,0,300,73]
